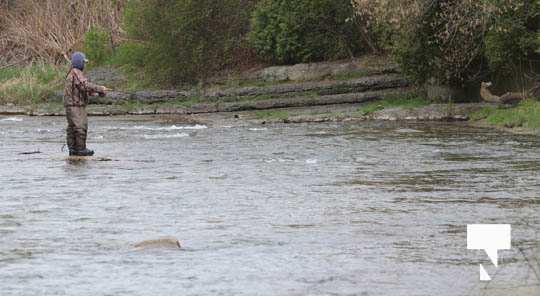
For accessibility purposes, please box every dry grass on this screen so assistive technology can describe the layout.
[0,0,125,65]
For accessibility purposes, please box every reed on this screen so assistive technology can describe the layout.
[0,0,125,65]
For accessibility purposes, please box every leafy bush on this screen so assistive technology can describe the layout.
[391,0,539,88]
[537,0,540,53]
[108,42,152,89]
[393,1,488,86]
[249,0,362,65]
[122,0,256,85]
[352,0,420,53]
[537,31,540,54]
[109,42,146,69]
[84,27,113,66]
[485,27,536,73]
[484,1,540,72]
[392,24,437,87]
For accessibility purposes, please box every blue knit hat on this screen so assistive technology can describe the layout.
[71,52,88,70]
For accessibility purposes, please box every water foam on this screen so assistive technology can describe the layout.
[142,133,190,139]
[0,117,23,122]
[132,124,207,131]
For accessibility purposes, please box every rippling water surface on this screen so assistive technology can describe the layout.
[1,116,539,295]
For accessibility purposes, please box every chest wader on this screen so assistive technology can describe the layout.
[65,74,93,156]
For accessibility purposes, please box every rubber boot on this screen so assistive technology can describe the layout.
[74,129,94,156]
[76,148,94,157]
[66,127,77,156]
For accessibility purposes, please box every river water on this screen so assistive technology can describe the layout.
[0,115,539,296]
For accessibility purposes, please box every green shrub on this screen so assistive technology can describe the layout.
[121,0,256,86]
[0,64,65,105]
[537,0,540,53]
[485,27,536,73]
[249,0,362,65]
[393,0,540,88]
[537,31,540,54]
[107,42,148,87]
[392,25,437,86]
[484,1,540,72]
[393,1,487,87]
[109,42,144,67]
[84,28,113,66]
[351,0,419,54]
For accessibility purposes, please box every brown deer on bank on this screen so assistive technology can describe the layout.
[480,82,540,104]
[480,82,528,104]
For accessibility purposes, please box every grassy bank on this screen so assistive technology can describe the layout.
[0,64,67,105]
[472,99,540,129]
[358,93,430,115]
[254,110,290,120]
[0,61,177,106]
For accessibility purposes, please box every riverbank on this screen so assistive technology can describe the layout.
[0,57,413,117]
[1,57,539,134]
[2,94,539,135]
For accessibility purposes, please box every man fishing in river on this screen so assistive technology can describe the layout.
[64,52,108,156]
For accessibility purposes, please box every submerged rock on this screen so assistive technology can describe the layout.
[133,237,182,251]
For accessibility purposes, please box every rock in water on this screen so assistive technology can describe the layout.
[133,237,181,250]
